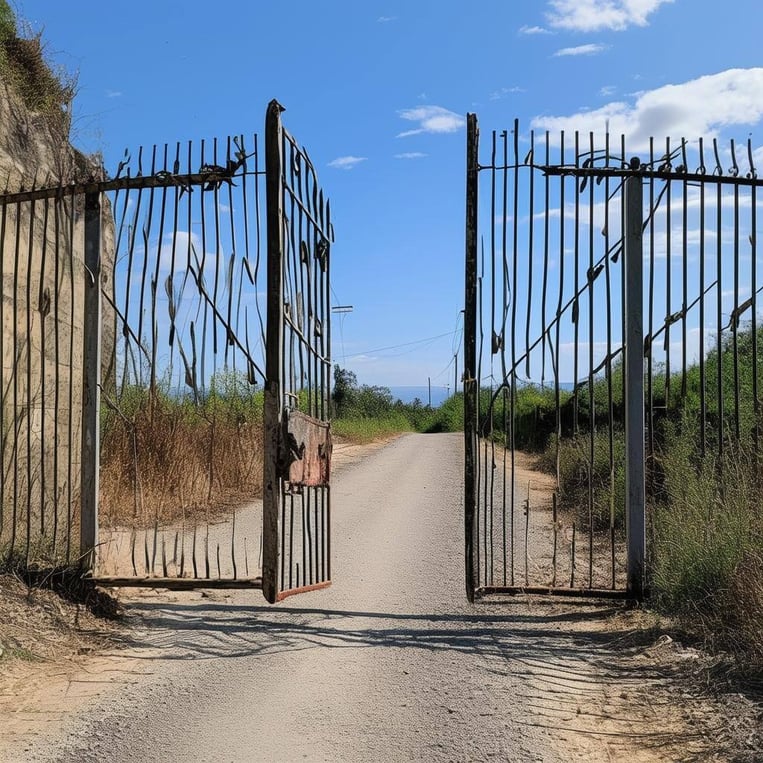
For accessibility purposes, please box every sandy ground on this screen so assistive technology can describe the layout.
[0,433,761,761]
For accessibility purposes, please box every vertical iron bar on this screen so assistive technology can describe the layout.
[647,139,656,486]
[501,129,509,586]
[699,139,707,455]
[664,139,672,407]
[464,113,479,602]
[263,99,285,604]
[715,140,724,457]
[24,196,36,565]
[732,144,741,440]
[587,131,595,588]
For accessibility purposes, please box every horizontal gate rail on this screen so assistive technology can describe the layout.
[92,576,263,590]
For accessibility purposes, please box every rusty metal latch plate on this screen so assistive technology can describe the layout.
[280,409,332,487]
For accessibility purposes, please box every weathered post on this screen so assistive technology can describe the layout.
[80,192,102,571]
[263,100,285,604]
[464,113,479,602]
[624,160,646,600]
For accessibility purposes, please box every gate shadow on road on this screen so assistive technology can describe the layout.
[117,599,654,667]
[98,598,757,758]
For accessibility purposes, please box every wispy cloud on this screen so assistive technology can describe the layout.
[377,15,397,23]
[106,89,123,98]
[600,85,617,97]
[531,68,763,151]
[328,156,367,170]
[554,43,609,57]
[397,106,465,138]
[546,0,673,32]
[519,24,551,35]
[489,86,525,101]
[394,152,427,160]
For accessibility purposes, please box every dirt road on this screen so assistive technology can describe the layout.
[1,433,742,761]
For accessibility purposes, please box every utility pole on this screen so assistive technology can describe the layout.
[428,377,431,407]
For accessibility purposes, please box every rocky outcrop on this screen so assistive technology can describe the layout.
[0,76,114,565]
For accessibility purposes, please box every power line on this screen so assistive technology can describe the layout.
[342,330,458,360]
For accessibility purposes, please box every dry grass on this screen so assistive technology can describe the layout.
[0,573,118,667]
[99,396,263,529]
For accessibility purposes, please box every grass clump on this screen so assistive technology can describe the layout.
[0,1,76,140]
[651,416,763,661]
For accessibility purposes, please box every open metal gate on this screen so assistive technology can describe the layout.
[463,114,645,602]
[464,113,763,604]
[262,101,333,603]
[0,100,333,602]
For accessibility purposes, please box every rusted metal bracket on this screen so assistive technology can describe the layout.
[280,409,332,488]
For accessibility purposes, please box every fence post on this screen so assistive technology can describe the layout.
[464,113,479,602]
[624,161,646,600]
[80,192,102,571]
[262,99,285,604]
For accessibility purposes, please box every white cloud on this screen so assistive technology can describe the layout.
[490,86,525,101]
[600,85,617,97]
[397,106,465,138]
[519,24,551,35]
[395,152,428,160]
[327,156,367,170]
[377,15,397,22]
[531,68,763,152]
[106,89,122,98]
[546,0,673,32]
[554,43,609,57]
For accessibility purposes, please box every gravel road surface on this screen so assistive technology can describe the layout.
[3,433,721,762]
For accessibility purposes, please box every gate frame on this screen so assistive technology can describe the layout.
[463,113,646,602]
[261,99,334,604]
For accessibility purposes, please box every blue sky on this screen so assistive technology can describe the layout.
[17,0,763,395]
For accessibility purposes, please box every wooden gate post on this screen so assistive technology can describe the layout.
[464,113,479,602]
[263,100,285,604]
[624,161,646,600]
[80,192,102,571]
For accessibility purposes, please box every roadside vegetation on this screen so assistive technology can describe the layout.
[330,366,462,443]
[100,370,264,528]
[469,326,763,666]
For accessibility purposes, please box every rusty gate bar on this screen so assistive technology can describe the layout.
[464,113,479,603]
[262,101,285,604]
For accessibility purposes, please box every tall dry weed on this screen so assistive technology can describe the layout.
[99,394,263,529]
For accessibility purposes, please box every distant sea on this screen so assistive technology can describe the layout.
[388,381,577,407]
[389,386,451,407]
